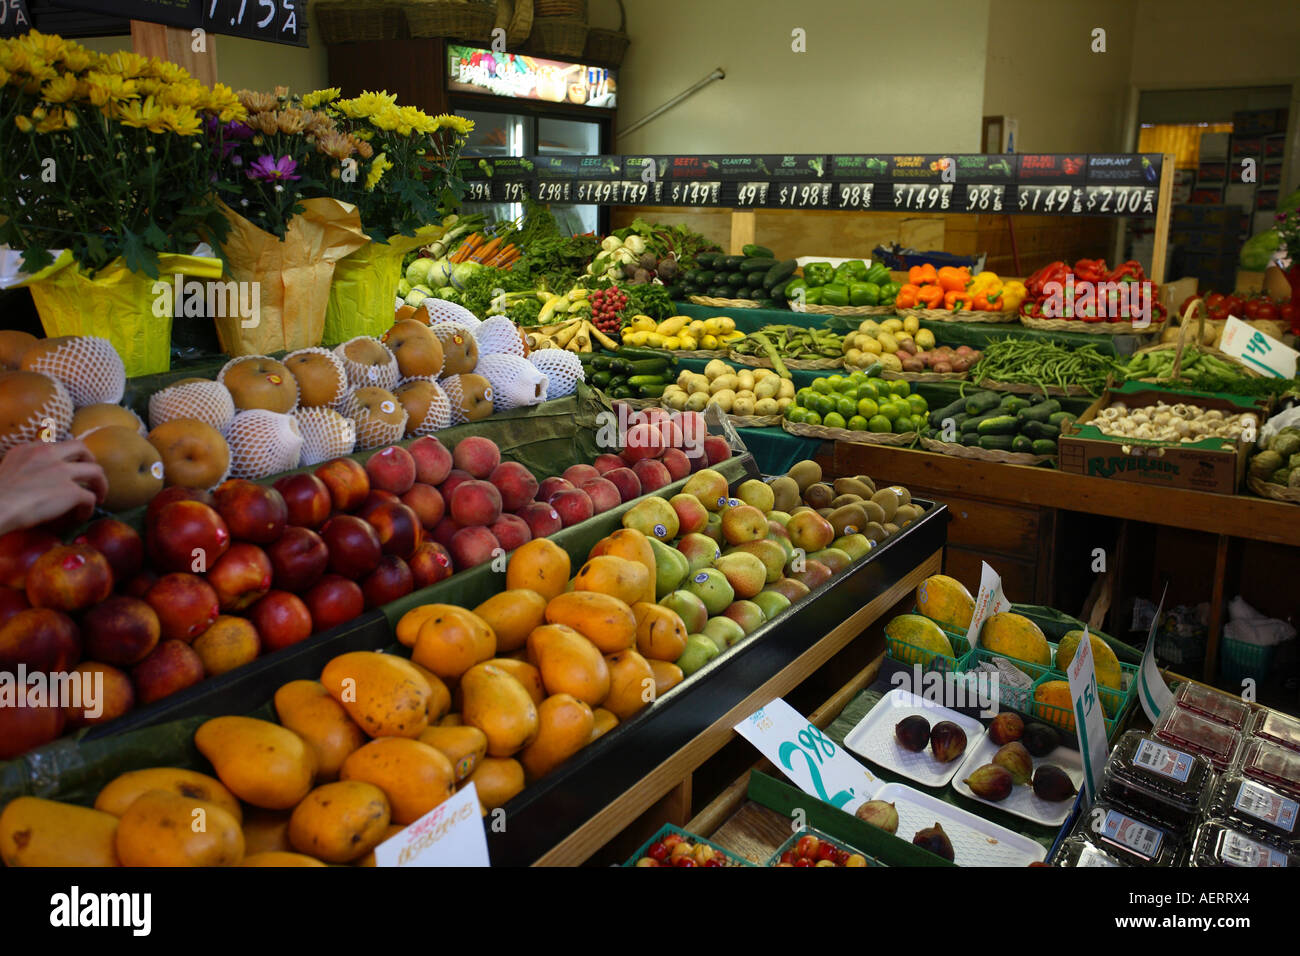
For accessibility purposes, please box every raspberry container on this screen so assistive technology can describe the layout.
[1069,800,1185,867]
[1153,706,1243,771]
[1190,822,1299,868]
[1251,709,1300,754]
[1101,730,1214,833]
[1051,834,1130,868]
[1172,682,1253,729]
[1207,774,1300,851]
[1240,739,1300,799]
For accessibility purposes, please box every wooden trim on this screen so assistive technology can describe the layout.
[1149,153,1176,284]
[729,210,756,256]
[531,551,941,866]
[130,21,217,86]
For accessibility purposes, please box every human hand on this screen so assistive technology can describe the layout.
[0,441,107,536]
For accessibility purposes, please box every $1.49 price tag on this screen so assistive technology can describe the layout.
[734,698,877,812]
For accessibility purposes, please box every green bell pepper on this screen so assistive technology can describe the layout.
[865,262,891,285]
[849,281,881,307]
[820,282,850,307]
[834,260,868,285]
[878,280,901,305]
[803,286,824,306]
[782,278,809,304]
[802,262,835,287]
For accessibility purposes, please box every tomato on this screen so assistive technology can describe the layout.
[1208,303,1229,321]
[1280,302,1300,333]
[1205,292,1226,309]
[1244,297,1263,319]
[1222,295,1246,318]
[1179,294,1202,314]
[1254,300,1280,321]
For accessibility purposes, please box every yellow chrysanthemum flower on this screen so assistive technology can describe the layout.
[365,152,392,191]
[113,96,163,130]
[369,105,402,132]
[160,106,202,136]
[40,74,80,103]
[84,71,138,107]
[58,47,94,74]
[35,107,70,134]
[98,51,152,80]
[397,106,439,135]
[434,113,474,135]
[301,87,341,109]
[161,82,204,110]
[337,90,397,119]
[14,115,33,133]
[18,32,65,65]
[0,67,10,88]
[204,83,247,122]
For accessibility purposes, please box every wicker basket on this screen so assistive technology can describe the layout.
[584,0,627,64]
[789,302,895,318]
[496,0,534,45]
[783,419,916,445]
[317,0,409,42]
[669,349,730,360]
[920,435,1055,466]
[1130,300,1263,382]
[882,369,969,383]
[1247,475,1300,504]
[688,295,760,309]
[728,414,783,428]
[405,0,497,41]
[535,0,584,14]
[529,16,588,57]
[729,351,842,371]
[899,307,1018,324]
[1019,300,1168,335]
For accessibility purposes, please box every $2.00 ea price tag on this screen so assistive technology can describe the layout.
[734,698,877,813]
[1066,627,1111,804]
[375,783,489,867]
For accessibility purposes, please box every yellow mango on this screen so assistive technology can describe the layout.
[115,790,244,867]
[94,767,242,823]
[273,679,367,781]
[320,650,433,739]
[288,780,391,863]
[194,715,317,810]
[1,797,120,867]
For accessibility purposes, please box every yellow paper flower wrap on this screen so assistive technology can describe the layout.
[322,222,447,346]
[215,197,367,355]
[11,250,223,377]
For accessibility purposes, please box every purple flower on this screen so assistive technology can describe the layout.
[225,120,253,140]
[247,154,300,183]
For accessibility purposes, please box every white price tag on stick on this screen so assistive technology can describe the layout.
[1138,586,1174,723]
[1066,627,1112,805]
[965,561,1011,650]
[1219,315,1299,379]
[735,699,877,813]
[375,783,489,867]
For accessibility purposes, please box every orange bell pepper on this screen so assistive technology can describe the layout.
[937,266,968,292]
[896,284,920,309]
[917,285,944,308]
[944,289,973,311]
[907,265,925,285]
[972,288,1003,311]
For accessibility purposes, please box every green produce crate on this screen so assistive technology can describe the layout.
[962,648,1051,714]
[1028,669,1129,741]
[765,827,883,867]
[1219,638,1276,688]
[886,616,971,675]
[622,823,757,867]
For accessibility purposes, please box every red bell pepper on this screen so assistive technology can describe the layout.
[1106,260,1145,283]
[1074,258,1108,283]
[1026,261,1068,299]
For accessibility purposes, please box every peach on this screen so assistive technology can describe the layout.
[362,555,413,608]
[562,463,600,486]
[0,528,59,590]
[25,544,113,612]
[672,411,708,452]
[516,502,563,539]
[452,436,500,479]
[661,447,691,482]
[70,520,141,586]
[450,480,502,527]
[488,461,538,513]
[132,639,205,704]
[314,457,370,513]
[602,467,642,503]
[249,591,313,653]
[0,699,65,760]
[145,573,220,644]
[207,543,273,611]
[124,571,158,600]
[409,436,453,486]
[579,477,621,515]
[319,515,382,580]
[355,489,400,519]
[400,483,445,531]
[213,479,288,545]
[537,476,574,501]
[0,586,29,626]
[489,514,531,552]
[65,660,134,728]
[273,473,333,529]
[621,423,664,463]
[439,468,474,502]
[0,607,81,671]
[592,454,625,475]
[192,615,261,677]
[408,542,453,588]
[303,574,364,633]
[365,445,416,495]
[267,527,329,593]
[704,435,732,465]
[430,516,461,548]
[82,595,160,666]
[145,486,213,530]
[631,459,672,494]
[147,501,230,574]
[449,526,500,570]
[549,488,593,528]
[657,419,684,450]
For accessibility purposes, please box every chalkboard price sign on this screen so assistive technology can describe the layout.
[0,0,31,37]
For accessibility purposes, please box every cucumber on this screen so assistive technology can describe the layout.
[742,244,774,259]
[627,359,669,376]
[960,432,981,447]
[740,257,777,273]
[1048,411,1077,427]
[589,354,614,370]
[1011,435,1034,454]
[961,410,1004,433]
[976,415,1019,436]
[978,435,1016,451]
[615,346,674,362]
[1021,421,1061,441]
[998,395,1032,414]
[607,358,631,375]
[1031,439,1059,455]
[965,391,1002,415]
[726,271,746,287]
[590,370,612,388]
[929,396,970,428]
[712,285,735,299]
[763,259,797,290]
[609,386,633,399]
[746,272,765,288]
[695,253,719,269]
[637,383,667,398]
[1017,399,1062,424]
[722,255,746,270]
[694,269,716,286]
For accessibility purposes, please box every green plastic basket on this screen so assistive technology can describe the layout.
[885,609,972,673]
[1220,638,1276,688]
[1028,669,1128,741]
[622,823,757,867]
[962,648,1051,714]
[765,827,884,867]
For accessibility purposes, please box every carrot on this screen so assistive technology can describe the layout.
[470,236,502,264]
[487,244,518,267]
[451,233,482,263]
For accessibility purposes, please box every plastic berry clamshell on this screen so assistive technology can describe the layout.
[1207,774,1300,852]
[1153,706,1243,772]
[1190,822,1299,868]
[765,828,882,867]
[1240,739,1300,799]
[1069,799,1185,867]
[1101,730,1214,832]
[1251,709,1300,754]
[1051,834,1130,868]
[1172,682,1253,729]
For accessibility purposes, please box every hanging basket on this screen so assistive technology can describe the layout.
[404,0,498,42]
[496,0,533,45]
[528,16,589,58]
[534,0,585,15]
[584,0,628,65]
[316,0,409,43]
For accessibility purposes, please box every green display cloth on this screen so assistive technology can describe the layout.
[735,426,825,476]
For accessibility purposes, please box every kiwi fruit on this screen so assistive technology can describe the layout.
[863,521,887,542]
[861,500,887,525]
[786,460,821,492]
[828,503,868,537]
[804,482,835,509]
[884,522,899,535]
[871,488,900,522]
[889,485,912,507]
[833,477,875,499]
[829,493,863,509]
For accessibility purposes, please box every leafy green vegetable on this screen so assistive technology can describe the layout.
[612,218,721,271]
[459,266,535,317]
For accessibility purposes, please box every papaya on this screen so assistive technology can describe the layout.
[526,624,610,706]
[572,555,650,607]
[1033,680,1076,732]
[649,659,684,696]
[115,790,244,866]
[980,612,1051,667]
[589,529,657,604]
[602,649,656,720]
[466,757,525,811]
[94,767,242,823]
[273,679,367,780]
[473,589,547,653]
[411,605,496,680]
[355,823,404,866]
[520,693,595,780]
[633,602,689,661]
[1056,629,1123,690]
[418,724,488,782]
[288,780,391,863]
[884,614,954,666]
[505,538,570,601]
[1,797,120,867]
[482,657,545,705]
[241,851,327,867]
[320,650,433,739]
[543,590,636,653]
[241,808,293,855]
[460,661,541,757]
[590,707,619,741]
[915,574,975,632]
[340,737,456,825]
[395,605,438,647]
[195,716,317,810]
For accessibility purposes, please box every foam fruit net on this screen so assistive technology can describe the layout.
[423,298,481,330]
[26,336,125,407]
[284,347,348,408]
[474,354,548,411]
[528,349,584,400]
[294,407,357,466]
[440,374,493,426]
[474,316,527,358]
[216,355,300,412]
[340,387,409,449]
[0,372,74,456]
[148,380,236,434]
[396,378,452,436]
[333,338,400,392]
[225,410,304,479]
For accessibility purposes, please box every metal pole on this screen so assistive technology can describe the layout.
[617,68,725,140]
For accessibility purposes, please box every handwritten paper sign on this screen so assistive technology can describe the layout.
[1219,315,1299,379]
[1137,587,1174,723]
[965,561,1011,650]
[1066,627,1111,804]
[375,784,489,868]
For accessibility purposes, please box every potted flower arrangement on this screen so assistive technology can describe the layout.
[0,31,241,374]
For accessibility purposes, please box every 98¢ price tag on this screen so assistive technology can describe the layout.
[735,698,877,813]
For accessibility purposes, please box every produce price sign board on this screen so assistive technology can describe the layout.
[49,0,306,46]
[461,153,1164,216]
[0,0,31,36]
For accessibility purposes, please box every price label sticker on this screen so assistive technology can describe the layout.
[499,181,529,203]
[1016,184,1074,213]
[1066,626,1111,804]
[964,184,1005,212]
[1084,185,1156,216]
[892,183,953,211]
[734,698,877,813]
[775,182,834,208]
[735,181,769,206]
[535,180,571,203]
[375,783,489,867]
[668,181,722,205]
[964,561,1011,650]
[1219,315,1299,379]
[464,181,492,202]
[836,182,875,209]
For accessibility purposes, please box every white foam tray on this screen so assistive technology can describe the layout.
[843,687,986,788]
[950,732,1084,827]
[874,781,1047,867]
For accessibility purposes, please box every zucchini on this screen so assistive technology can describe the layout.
[1031,439,1059,456]
[615,346,674,362]
[637,383,667,398]
[694,269,716,286]
[763,259,797,290]
[976,415,1019,436]
[1048,411,1077,427]
[1021,421,1061,441]
[742,244,774,259]
[965,391,1002,415]
[746,272,766,288]
[626,359,669,376]
[726,271,746,287]
[998,395,1032,414]
[978,435,1016,451]
[609,386,633,399]
[606,375,627,390]
[961,410,1004,434]
[694,253,718,269]
[740,257,777,273]
[929,396,970,428]
[1017,399,1062,424]
[1011,435,1034,454]
[607,358,631,375]
[627,374,665,388]
[589,354,614,370]
[711,285,734,299]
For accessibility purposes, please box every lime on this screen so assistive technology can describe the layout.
[856,382,881,401]
[894,415,915,434]
[823,412,847,429]
[808,393,832,417]
[888,380,911,398]
[868,414,892,433]
[848,371,868,386]
[878,402,901,422]
[786,405,808,423]
[856,397,879,419]
[812,378,835,395]
[847,415,868,431]
[803,410,822,426]
[824,375,845,391]
[906,394,928,416]
[836,395,857,418]
[796,387,815,406]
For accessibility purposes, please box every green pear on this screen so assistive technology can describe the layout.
[622,495,679,541]
[676,532,721,575]
[647,537,689,598]
[676,633,721,676]
[807,547,854,574]
[702,616,745,651]
[660,589,709,633]
[832,533,873,561]
[736,478,775,513]
[703,511,724,545]
[752,589,792,622]
[685,567,735,615]
[722,600,766,635]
